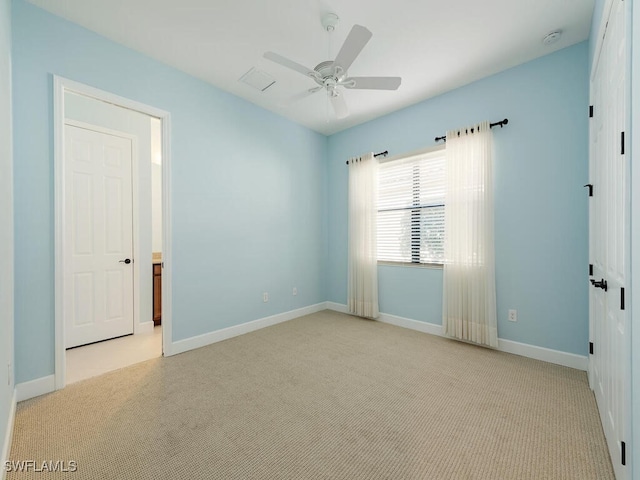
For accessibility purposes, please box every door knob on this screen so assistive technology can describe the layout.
[593,279,607,291]
[119,258,132,264]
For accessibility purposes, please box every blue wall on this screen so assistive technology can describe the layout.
[11,0,328,383]
[327,43,590,356]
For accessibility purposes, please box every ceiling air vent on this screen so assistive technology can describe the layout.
[239,67,276,92]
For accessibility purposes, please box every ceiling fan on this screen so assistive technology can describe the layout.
[264,14,401,119]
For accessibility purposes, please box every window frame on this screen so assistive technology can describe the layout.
[376,144,446,268]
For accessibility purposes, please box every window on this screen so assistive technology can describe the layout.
[377,146,445,265]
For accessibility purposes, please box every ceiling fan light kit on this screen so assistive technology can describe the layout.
[264,14,402,119]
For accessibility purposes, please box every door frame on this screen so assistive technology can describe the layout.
[53,76,173,389]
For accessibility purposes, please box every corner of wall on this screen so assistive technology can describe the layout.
[325,303,588,371]
[168,302,327,356]
[0,0,15,476]
[1,389,16,480]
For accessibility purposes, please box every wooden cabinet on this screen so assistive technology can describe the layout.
[153,263,162,325]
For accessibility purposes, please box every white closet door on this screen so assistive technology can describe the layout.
[589,0,629,477]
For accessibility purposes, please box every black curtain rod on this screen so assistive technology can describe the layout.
[434,118,509,143]
[345,120,508,165]
[345,150,388,165]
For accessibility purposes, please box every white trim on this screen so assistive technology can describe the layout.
[53,75,172,389]
[170,303,326,356]
[377,312,444,337]
[497,338,587,371]
[55,77,169,119]
[325,303,588,371]
[325,301,348,314]
[1,390,16,480]
[160,115,172,357]
[15,375,55,402]
[136,321,155,335]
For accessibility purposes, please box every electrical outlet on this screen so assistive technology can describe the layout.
[263,292,269,303]
[292,287,298,296]
[508,309,518,322]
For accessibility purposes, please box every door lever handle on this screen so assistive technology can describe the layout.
[119,258,132,264]
[590,279,596,285]
[593,279,607,291]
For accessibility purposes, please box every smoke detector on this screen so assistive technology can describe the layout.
[321,13,339,32]
[542,31,562,45]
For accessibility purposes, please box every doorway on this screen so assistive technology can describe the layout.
[54,77,172,388]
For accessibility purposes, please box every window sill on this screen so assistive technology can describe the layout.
[377,261,443,270]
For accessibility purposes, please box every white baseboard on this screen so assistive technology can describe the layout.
[325,303,587,371]
[1,390,16,480]
[15,375,55,402]
[326,302,349,314]
[378,312,444,337]
[170,302,327,356]
[497,338,587,371]
[135,320,155,335]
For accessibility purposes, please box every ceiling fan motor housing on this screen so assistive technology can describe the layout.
[314,60,344,82]
[321,13,339,32]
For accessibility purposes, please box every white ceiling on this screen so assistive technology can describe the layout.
[27,0,595,136]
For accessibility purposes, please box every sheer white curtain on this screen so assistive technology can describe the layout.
[347,152,379,319]
[442,121,497,347]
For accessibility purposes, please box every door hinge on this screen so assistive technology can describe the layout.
[589,105,594,117]
[589,264,593,276]
[621,287,625,310]
[583,184,593,197]
[589,342,594,355]
[621,131,625,155]
[621,441,626,465]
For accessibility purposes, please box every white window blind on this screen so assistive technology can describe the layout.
[377,147,445,264]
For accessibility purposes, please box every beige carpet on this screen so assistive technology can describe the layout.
[8,310,614,479]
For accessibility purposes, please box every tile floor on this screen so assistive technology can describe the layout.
[66,326,162,384]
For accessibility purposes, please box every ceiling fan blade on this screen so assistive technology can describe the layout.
[329,92,349,119]
[333,25,372,73]
[289,86,323,103]
[344,77,402,90]
[264,51,317,79]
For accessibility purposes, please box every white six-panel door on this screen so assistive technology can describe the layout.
[64,124,134,348]
[589,0,628,477]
